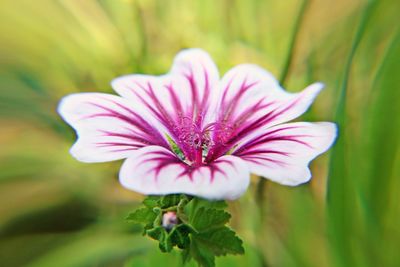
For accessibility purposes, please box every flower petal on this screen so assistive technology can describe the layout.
[169,48,220,123]
[234,122,337,185]
[207,64,323,161]
[111,48,219,130]
[111,49,220,161]
[58,93,168,162]
[119,146,250,200]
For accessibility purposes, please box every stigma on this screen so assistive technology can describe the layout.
[172,116,234,166]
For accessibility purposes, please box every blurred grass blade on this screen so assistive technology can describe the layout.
[326,1,384,267]
[279,0,308,86]
[364,30,400,266]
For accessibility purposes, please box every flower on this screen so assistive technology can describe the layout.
[58,48,337,200]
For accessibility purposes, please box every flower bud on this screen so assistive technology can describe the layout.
[162,211,178,230]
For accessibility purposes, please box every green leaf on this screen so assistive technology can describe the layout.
[176,197,190,224]
[126,207,157,225]
[184,198,227,219]
[142,196,161,208]
[159,234,173,253]
[160,194,182,208]
[194,198,227,210]
[126,195,243,266]
[195,226,244,256]
[190,207,231,232]
[181,248,192,265]
[146,226,173,253]
[169,224,191,249]
[142,194,189,209]
[190,237,215,267]
[146,226,165,241]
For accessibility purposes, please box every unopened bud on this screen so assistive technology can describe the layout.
[162,211,178,230]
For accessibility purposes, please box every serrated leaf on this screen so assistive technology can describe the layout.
[185,198,227,215]
[170,224,191,249]
[160,194,181,208]
[142,196,161,208]
[190,207,231,232]
[146,226,164,241]
[126,207,157,225]
[146,226,173,253]
[190,237,215,267]
[128,195,243,266]
[177,197,190,224]
[160,233,173,253]
[195,226,244,256]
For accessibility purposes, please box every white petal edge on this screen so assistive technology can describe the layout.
[210,64,325,154]
[111,48,220,127]
[58,93,167,163]
[235,81,325,147]
[119,146,250,200]
[237,122,337,186]
[216,64,324,128]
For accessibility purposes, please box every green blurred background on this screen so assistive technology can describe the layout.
[0,0,399,266]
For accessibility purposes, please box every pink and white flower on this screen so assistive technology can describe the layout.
[58,49,336,200]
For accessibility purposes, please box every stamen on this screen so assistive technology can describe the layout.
[210,122,234,146]
[172,117,235,165]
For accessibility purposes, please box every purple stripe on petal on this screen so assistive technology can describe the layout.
[83,101,167,148]
[199,64,211,117]
[165,84,184,116]
[119,145,250,200]
[242,156,288,167]
[236,122,337,186]
[207,66,323,162]
[220,78,259,122]
[58,93,172,162]
[238,149,292,157]
[184,68,200,116]
[111,50,221,164]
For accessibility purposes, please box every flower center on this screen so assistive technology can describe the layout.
[171,117,234,166]
[172,117,211,165]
